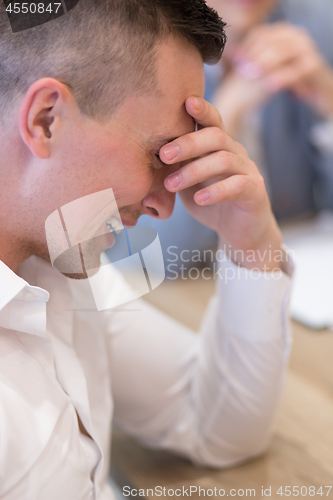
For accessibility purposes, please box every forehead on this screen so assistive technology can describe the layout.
[109,36,205,150]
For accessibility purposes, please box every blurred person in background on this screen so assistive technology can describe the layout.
[141,0,333,273]
[207,0,333,219]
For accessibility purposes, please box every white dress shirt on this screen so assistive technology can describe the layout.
[0,253,292,499]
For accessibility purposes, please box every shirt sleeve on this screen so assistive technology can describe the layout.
[106,251,293,467]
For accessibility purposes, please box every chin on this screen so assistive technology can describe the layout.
[61,271,91,280]
[53,232,115,279]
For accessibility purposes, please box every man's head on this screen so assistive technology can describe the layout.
[0,0,226,272]
[0,0,225,120]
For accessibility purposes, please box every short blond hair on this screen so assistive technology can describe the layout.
[0,0,226,120]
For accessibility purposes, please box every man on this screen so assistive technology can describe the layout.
[0,1,292,498]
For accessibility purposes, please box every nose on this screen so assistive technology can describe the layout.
[141,168,177,220]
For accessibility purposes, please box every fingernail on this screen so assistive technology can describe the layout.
[191,97,204,111]
[166,173,181,188]
[161,144,180,161]
[195,190,210,203]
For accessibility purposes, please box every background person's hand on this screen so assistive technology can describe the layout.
[212,22,333,139]
[160,97,282,271]
[234,22,333,118]
[211,68,273,139]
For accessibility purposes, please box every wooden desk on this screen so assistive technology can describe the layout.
[111,276,333,499]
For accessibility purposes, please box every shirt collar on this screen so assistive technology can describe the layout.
[0,260,50,337]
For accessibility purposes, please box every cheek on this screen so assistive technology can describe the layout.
[79,141,153,202]
[124,174,154,203]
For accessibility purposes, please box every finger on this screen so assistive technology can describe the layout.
[247,27,318,76]
[238,22,298,57]
[164,151,248,192]
[249,39,305,75]
[234,30,297,81]
[159,126,246,165]
[236,24,309,76]
[185,96,224,129]
[265,55,319,92]
[193,174,258,206]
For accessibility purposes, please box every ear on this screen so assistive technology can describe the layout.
[19,78,72,159]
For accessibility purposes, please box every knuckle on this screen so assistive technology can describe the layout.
[217,183,227,199]
[234,175,248,193]
[215,110,224,129]
[188,161,202,179]
[257,172,266,186]
[216,150,232,168]
[211,127,228,150]
[211,126,225,143]
[236,143,248,157]
[254,173,266,192]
